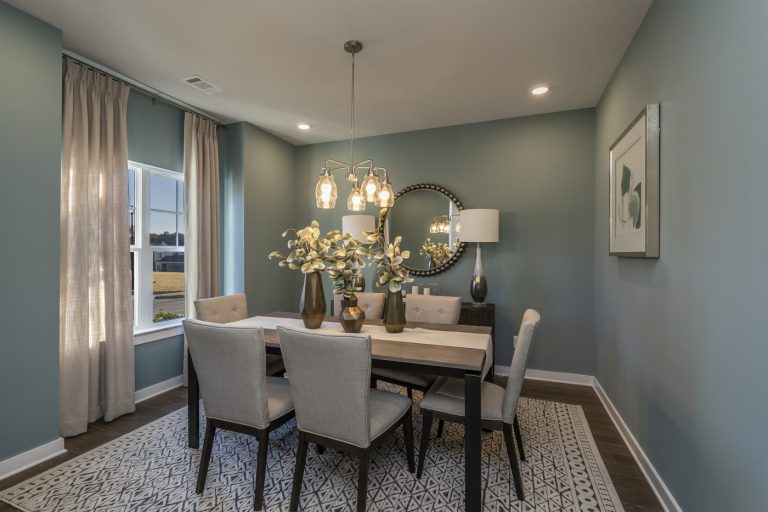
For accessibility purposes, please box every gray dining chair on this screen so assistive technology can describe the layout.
[277,325,415,512]
[372,295,462,403]
[183,319,295,511]
[416,309,541,501]
[332,292,386,318]
[194,293,285,376]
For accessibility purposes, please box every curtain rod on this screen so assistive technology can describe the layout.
[62,50,226,128]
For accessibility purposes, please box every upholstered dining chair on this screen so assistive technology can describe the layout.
[277,326,415,512]
[194,293,285,376]
[416,309,541,500]
[332,292,386,318]
[371,295,462,403]
[183,319,295,511]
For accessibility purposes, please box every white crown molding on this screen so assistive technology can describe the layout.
[0,437,65,481]
[593,378,683,512]
[135,375,183,404]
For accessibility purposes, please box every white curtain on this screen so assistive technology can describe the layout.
[59,58,135,437]
[183,113,221,384]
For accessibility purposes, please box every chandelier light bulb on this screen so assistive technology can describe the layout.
[315,171,337,209]
[347,183,365,212]
[361,173,380,202]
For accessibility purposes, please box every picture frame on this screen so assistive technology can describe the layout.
[609,104,660,257]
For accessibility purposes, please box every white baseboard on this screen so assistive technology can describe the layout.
[499,366,680,512]
[135,375,183,404]
[514,366,595,386]
[593,379,682,512]
[0,437,66,481]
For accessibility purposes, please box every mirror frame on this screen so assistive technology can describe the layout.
[380,183,467,277]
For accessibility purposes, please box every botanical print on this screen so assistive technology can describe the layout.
[609,104,659,257]
[614,134,645,237]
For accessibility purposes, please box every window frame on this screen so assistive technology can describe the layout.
[129,161,186,338]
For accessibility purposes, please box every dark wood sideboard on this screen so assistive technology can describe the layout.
[459,302,496,380]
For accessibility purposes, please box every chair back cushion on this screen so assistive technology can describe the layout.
[405,295,461,324]
[194,294,248,323]
[502,309,541,423]
[183,319,269,429]
[278,326,372,448]
[334,292,385,318]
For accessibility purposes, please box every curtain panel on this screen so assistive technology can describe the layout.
[183,113,221,384]
[59,58,135,437]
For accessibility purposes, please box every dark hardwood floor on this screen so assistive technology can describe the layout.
[0,380,663,512]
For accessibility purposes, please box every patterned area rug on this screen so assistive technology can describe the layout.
[0,388,624,512]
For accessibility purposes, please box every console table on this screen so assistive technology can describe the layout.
[459,302,496,380]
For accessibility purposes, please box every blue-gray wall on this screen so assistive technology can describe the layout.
[127,91,184,172]
[594,1,768,510]
[222,122,301,313]
[296,109,597,372]
[0,2,62,461]
[126,90,187,391]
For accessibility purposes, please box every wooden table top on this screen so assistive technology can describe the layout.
[260,311,489,374]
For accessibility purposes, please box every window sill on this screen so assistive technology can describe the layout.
[134,320,184,345]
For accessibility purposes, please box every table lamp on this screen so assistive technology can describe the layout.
[459,209,499,306]
[342,214,376,291]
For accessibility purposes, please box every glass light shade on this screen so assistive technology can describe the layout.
[347,184,365,211]
[315,173,337,209]
[376,179,394,207]
[361,173,381,202]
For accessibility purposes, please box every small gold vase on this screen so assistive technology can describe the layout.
[383,290,405,333]
[339,295,366,333]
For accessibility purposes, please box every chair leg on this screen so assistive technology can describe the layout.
[503,423,525,501]
[403,408,415,473]
[370,376,377,389]
[254,431,268,511]
[417,410,434,479]
[196,418,216,494]
[436,419,444,438]
[290,434,308,512]
[513,415,526,462]
[407,387,413,399]
[316,444,326,454]
[357,450,369,512]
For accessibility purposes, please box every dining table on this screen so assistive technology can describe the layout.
[186,311,491,512]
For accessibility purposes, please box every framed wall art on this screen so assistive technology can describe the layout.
[609,104,660,257]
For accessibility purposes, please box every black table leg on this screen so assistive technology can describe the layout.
[188,351,200,449]
[464,372,481,511]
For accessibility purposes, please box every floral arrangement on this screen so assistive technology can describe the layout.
[364,209,414,293]
[324,230,369,299]
[268,220,330,274]
[420,238,452,267]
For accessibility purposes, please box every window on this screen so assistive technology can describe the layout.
[129,162,185,331]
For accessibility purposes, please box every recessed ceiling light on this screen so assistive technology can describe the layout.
[297,122,312,130]
[530,84,550,96]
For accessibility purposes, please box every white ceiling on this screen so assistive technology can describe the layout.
[9,0,651,145]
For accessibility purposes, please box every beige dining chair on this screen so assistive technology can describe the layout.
[332,292,386,318]
[417,309,541,500]
[194,294,285,376]
[277,325,415,512]
[372,295,462,403]
[183,319,295,511]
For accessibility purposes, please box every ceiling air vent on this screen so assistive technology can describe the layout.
[182,75,222,95]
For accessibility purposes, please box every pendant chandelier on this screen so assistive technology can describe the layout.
[315,40,394,211]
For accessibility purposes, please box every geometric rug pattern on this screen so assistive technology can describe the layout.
[0,386,624,512]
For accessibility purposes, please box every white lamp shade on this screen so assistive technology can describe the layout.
[459,209,499,243]
[342,214,376,242]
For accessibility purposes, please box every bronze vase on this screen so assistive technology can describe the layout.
[301,271,326,329]
[383,290,405,333]
[339,295,366,333]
